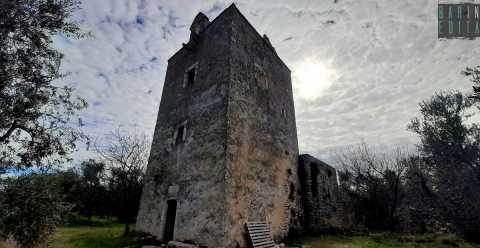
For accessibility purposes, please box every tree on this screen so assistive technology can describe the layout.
[0,174,67,248]
[96,128,149,236]
[53,169,82,211]
[78,159,107,219]
[399,155,450,233]
[408,90,480,240]
[336,143,408,230]
[0,0,87,170]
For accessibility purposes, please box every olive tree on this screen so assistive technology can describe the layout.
[408,90,480,240]
[1,174,67,248]
[0,1,87,246]
[0,0,88,170]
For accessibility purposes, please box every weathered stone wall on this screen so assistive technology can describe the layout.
[136,11,233,247]
[297,154,346,233]
[137,5,299,248]
[224,7,299,248]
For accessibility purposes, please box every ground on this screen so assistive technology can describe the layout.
[290,233,480,248]
[0,225,140,248]
[2,226,480,248]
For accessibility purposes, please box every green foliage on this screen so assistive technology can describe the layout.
[0,0,88,170]
[78,159,108,218]
[408,90,480,239]
[54,169,83,211]
[408,91,480,167]
[0,174,67,248]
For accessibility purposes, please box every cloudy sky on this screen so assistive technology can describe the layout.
[54,0,480,164]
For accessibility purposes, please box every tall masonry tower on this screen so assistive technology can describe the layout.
[136,4,299,247]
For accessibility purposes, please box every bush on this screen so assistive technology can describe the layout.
[0,174,67,248]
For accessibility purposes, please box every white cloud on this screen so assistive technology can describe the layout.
[54,0,480,166]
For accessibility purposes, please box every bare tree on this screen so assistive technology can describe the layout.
[95,127,150,236]
[335,142,409,230]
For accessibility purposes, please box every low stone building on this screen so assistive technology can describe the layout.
[136,4,349,248]
[297,155,352,234]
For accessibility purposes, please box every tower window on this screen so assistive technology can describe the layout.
[254,63,269,90]
[173,124,187,145]
[289,183,295,200]
[187,67,196,86]
[183,62,198,88]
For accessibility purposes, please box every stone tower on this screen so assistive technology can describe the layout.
[136,4,299,247]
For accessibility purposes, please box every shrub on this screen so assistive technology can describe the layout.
[0,174,67,248]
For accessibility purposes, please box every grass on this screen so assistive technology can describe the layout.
[290,233,480,248]
[0,225,142,248]
[47,225,137,248]
[62,213,120,227]
[2,225,479,248]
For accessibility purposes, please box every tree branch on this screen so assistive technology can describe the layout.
[0,122,17,142]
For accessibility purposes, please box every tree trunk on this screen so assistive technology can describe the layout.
[123,223,130,236]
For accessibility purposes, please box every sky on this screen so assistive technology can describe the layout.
[54,0,480,165]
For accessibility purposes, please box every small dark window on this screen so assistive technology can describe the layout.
[174,125,186,145]
[282,108,286,117]
[176,127,184,144]
[187,67,196,86]
[154,175,161,184]
[289,183,295,200]
[323,191,331,200]
[290,209,296,218]
[327,170,333,178]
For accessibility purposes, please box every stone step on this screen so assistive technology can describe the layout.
[246,221,276,248]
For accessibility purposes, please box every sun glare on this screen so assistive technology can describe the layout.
[293,60,336,101]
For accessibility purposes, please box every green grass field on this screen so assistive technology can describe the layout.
[2,227,480,248]
[292,233,480,248]
[1,225,141,248]
[48,225,138,248]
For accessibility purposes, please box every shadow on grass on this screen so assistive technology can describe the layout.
[47,225,166,248]
[287,233,480,248]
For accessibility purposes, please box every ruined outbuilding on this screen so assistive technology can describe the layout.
[297,155,352,233]
[136,4,348,248]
